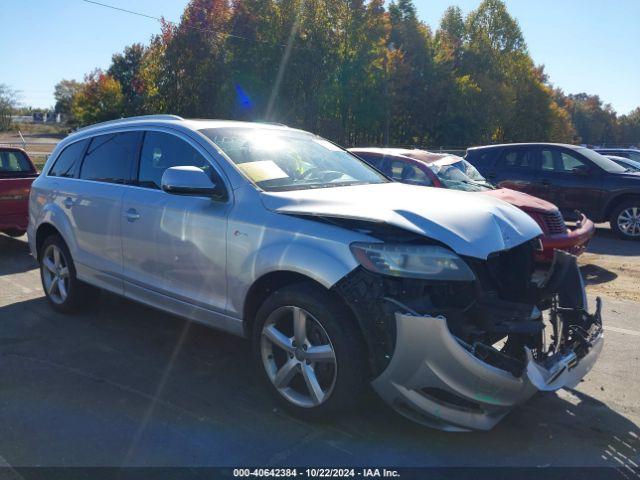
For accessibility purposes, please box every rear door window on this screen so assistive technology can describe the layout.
[80,132,141,184]
[49,139,89,178]
[498,148,535,170]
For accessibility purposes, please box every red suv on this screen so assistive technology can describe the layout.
[350,148,595,263]
[0,147,38,237]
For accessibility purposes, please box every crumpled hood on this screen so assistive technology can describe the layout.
[260,183,542,259]
[481,188,558,213]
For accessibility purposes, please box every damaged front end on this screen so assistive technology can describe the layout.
[334,244,603,431]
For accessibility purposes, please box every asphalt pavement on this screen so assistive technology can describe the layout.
[0,234,638,470]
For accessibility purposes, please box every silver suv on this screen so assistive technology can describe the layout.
[28,116,604,430]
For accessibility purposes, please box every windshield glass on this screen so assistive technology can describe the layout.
[426,157,493,192]
[200,127,388,191]
[610,157,640,172]
[578,148,627,173]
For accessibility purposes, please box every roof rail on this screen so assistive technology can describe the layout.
[76,114,184,132]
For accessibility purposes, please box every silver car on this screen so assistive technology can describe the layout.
[28,115,604,430]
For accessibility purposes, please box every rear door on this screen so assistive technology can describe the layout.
[490,146,540,196]
[0,150,37,227]
[69,131,142,293]
[535,146,604,219]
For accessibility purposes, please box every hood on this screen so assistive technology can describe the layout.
[260,183,542,260]
[480,188,558,213]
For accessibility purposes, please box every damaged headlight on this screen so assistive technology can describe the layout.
[350,243,476,281]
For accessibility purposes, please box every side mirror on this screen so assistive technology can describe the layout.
[161,166,219,197]
[572,165,591,176]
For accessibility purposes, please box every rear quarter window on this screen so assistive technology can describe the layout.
[49,139,90,178]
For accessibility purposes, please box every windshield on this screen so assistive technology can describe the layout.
[610,157,640,172]
[426,157,494,192]
[200,127,388,191]
[578,148,627,173]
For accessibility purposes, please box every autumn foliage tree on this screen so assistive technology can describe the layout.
[59,0,639,147]
[71,70,124,126]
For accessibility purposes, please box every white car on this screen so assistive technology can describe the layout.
[28,116,603,430]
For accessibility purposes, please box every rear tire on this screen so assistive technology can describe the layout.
[39,234,99,313]
[252,282,367,420]
[610,201,640,240]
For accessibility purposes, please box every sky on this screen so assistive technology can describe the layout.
[1,0,639,114]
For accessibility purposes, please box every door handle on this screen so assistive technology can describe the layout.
[63,197,75,209]
[538,180,551,186]
[125,208,140,222]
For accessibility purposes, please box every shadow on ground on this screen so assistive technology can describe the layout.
[0,234,37,276]
[586,226,640,257]
[0,293,638,470]
[581,264,618,286]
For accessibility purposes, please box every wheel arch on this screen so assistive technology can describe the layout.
[604,193,640,220]
[35,223,63,261]
[242,271,363,343]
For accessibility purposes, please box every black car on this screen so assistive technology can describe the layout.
[594,148,640,163]
[465,143,640,239]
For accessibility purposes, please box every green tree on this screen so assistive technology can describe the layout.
[53,79,82,118]
[108,43,147,116]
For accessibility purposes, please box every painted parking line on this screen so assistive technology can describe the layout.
[604,325,640,337]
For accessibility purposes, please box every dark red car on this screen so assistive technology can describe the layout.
[350,148,595,263]
[0,147,38,237]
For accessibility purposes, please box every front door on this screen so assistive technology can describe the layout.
[121,130,231,318]
[535,147,604,219]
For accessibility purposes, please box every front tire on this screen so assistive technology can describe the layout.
[39,234,98,313]
[610,201,640,240]
[252,282,367,420]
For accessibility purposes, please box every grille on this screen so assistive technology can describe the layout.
[541,211,567,235]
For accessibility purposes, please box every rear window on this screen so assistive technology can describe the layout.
[80,132,141,184]
[49,140,89,178]
[0,150,34,176]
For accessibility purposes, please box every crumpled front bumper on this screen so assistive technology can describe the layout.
[371,308,603,431]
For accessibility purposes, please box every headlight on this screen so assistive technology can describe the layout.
[350,242,476,281]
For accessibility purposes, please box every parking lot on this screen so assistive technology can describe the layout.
[0,230,638,470]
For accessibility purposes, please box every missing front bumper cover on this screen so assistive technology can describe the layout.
[371,303,603,432]
[369,251,603,431]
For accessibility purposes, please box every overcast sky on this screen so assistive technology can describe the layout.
[2,0,638,114]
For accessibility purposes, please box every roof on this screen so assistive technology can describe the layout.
[594,147,640,152]
[349,147,458,165]
[72,115,294,138]
[466,142,581,151]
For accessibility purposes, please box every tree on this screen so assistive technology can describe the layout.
[0,84,19,131]
[53,79,82,119]
[71,70,124,126]
[108,44,147,116]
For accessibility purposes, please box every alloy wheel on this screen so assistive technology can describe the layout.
[260,306,337,408]
[41,244,70,304]
[617,207,640,237]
